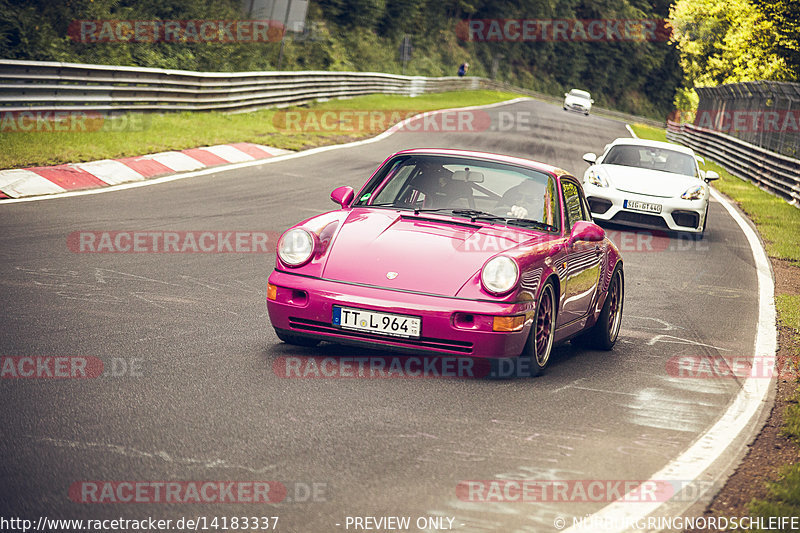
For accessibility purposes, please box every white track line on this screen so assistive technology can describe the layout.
[0,97,530,205]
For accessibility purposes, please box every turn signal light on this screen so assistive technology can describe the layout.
[267,283,277,301]
[492,315,525,332]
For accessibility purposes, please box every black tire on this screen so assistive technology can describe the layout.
[275,329,320,347]
[573,266,623,350]
[519,282,557,377]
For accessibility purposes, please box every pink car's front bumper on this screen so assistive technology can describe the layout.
[267,270,532,359]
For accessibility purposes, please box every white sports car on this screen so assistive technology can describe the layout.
[563,89,593,115]
[581,138,719,236]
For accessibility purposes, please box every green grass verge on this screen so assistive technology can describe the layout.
[775,293,800,522]
[632,122,800,527]
[0,90,521,170]
[777,295,800,334]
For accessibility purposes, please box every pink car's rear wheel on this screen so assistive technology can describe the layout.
[573,266,623,350]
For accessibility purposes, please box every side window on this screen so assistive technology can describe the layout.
[562,181,587,231]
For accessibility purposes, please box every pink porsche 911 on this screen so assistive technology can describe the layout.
[267,149,624,375]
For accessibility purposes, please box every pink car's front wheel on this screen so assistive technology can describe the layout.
[521,282,556,377]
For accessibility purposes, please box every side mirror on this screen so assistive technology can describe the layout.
[564,93,569,97]
[569,220,605,246]
[330,186,355,208]
[582,152,597,165]
[703,170,720,182]
[590,99,595,103]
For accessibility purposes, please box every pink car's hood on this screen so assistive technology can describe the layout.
[321,209,543,296]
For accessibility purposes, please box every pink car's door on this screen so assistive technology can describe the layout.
[559,180,602,325]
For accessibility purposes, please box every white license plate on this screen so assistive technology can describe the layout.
[624,199,662,214]
[332,306,421,339]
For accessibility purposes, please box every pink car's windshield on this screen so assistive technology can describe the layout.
[354,155,559,231]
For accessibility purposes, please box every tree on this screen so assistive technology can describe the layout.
[669,0,792,85]
[752,0,800,79]
[0,0,683,117]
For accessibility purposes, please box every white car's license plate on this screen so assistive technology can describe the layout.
[332,306,421,339]
[624,199,662,214]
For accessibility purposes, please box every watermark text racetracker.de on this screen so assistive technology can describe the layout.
[271,109,492,134]
[272,109,642,135]
[457,479,713,503]
[274,355,485,379]
[69,480,326,504]
[1,111,150,133]
[457,18,670,42]
[68,231,279,253]
[667,355,799,380]
[273,355,566,379]
[0,356,143,379]
[456,228,708,254]
[68,19,285,43]
[669,109,800,134]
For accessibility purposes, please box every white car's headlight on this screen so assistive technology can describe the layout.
[278,228,315,266]
[481,256,519,295]
[681,185,704,200]
[585,170,608,188]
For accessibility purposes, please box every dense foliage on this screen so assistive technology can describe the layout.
[668,0,798,113]
[669,0,796,86]
[6,0,790,119]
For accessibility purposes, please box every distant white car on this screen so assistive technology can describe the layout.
[563,89,593,115]
[581,138,720,236]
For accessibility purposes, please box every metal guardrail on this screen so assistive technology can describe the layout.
[0,59,663,127]
[696,81,800,158]
[0,59,459,112]
[667,120,800,207]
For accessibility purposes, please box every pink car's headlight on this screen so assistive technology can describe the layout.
[481,256,519,295]
[278,228,315,266]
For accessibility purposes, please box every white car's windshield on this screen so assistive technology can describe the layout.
[355,155,560,230]
[569,90,591,99]
[603,145,698,177]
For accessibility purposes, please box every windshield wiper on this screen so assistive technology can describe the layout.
[504,218,558,231]
[414,207,457,214]
[413,208,556,230]
[413,207,505,221]
[451,209,508,222]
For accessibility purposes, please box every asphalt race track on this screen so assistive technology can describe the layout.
[0,99,765,532]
